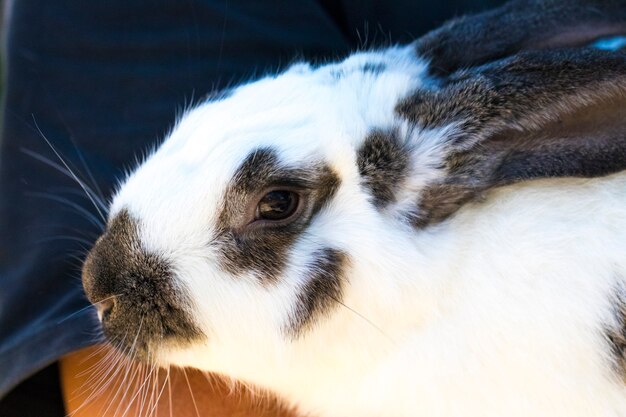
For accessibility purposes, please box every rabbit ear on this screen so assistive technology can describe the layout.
[416,0,626,76]
[395,48,626,227]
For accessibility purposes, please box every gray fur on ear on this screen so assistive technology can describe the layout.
[397,48,626,228]
[416,0,626,77]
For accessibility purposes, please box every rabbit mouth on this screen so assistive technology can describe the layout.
[82,209,202,361]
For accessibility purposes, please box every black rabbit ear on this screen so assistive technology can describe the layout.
[416,0,626,76]
[395,48,626,227]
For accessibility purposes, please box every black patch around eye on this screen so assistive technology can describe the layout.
[285,247,349,338]
[357,130,411,208]
[216,148,341,283]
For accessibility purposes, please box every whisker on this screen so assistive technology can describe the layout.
[149,368,169,417]
[144,361,158,417]
[66,252,91,265]
[106,357,139,417]
[110,351,141,417]
[26,116,107,220]
[68,345,127,416]
[118,362,156,417]
[76,347,124,394]
[330,295,396,345]
[202,371,217,393]
[75,347,124,403]
[56,304,94,325]
[167,367,173,417]
[112,359,140,417]
[53,186,109,206]
[144,366,157,417]
[20,147,108,213]
[148,360,162,417]
[25,191,105,230]
[66,131,107,207]
[136,363,150,417]
[36,235,94,247]
[108,317,144,417]
[183,368,201,417]
[84,344,125,382]
[39,85,109,207]
[59,293,123,325]
[5,110,107,224]
[78,343,114,370]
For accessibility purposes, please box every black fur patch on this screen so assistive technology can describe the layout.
[330,62,387,80]
[606,286,626,381]
[415,0,626,77]
[82,210,201,359]
[357,130,410,208]
[400,49,626,141]
[362,62,387,76]
[397,48,626,228]
[285,248,348,338]
[216,149,340,282]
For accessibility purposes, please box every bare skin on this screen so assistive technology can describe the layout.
[60,345,297,417]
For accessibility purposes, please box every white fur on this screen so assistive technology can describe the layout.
[109,44,626,416]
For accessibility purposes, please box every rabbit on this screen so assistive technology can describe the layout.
[82,0,626,416]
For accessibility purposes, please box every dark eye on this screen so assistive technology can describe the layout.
[256,190,300,221]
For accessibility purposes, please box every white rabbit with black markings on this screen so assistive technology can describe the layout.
[83,0,626,416]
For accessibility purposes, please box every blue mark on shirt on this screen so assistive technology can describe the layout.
[592,36,626,51]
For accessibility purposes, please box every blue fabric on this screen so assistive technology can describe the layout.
[0,0,503,397]
[593,36,626,51]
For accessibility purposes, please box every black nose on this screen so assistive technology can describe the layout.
[82,210,202,359]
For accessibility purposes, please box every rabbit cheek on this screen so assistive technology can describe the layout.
[82,210,201,359]
[284,247,349,338]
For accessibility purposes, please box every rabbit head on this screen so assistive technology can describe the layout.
[82,0,626,413]
[81,46,432,367]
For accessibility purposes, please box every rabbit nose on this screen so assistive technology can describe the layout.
[95,296,116,322]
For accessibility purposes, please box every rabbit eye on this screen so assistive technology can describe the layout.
[256,190,300,221]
